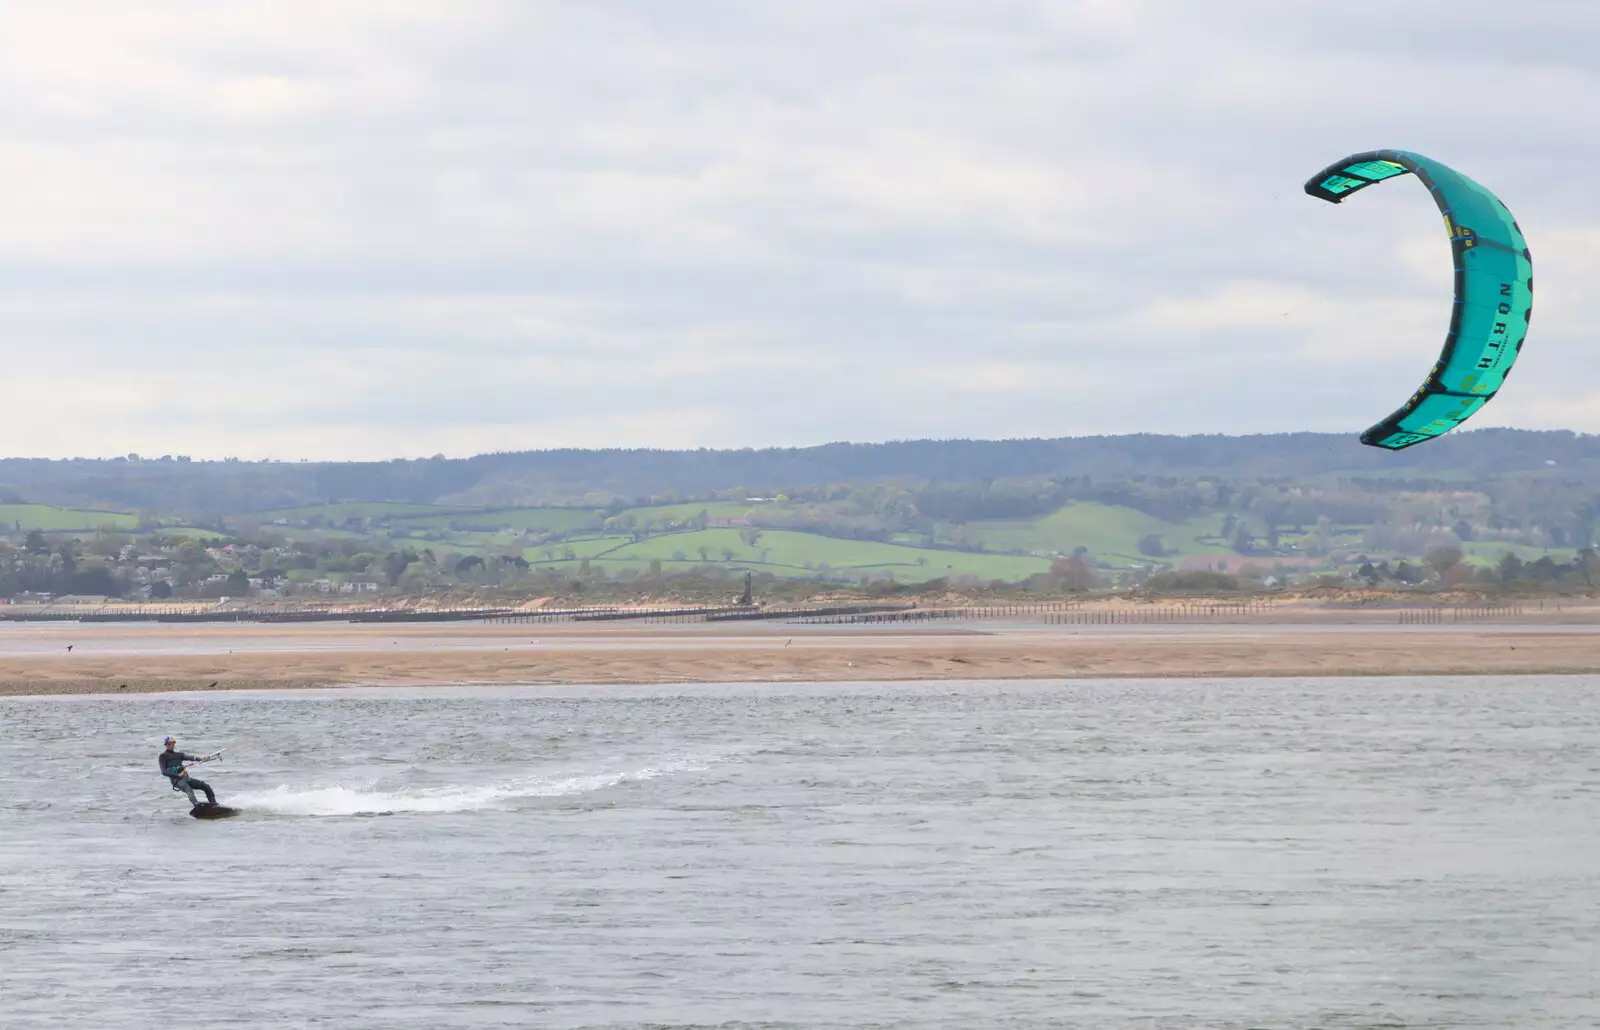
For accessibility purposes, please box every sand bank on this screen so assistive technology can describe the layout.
[1,620,1597,695]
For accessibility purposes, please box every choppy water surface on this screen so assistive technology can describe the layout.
[3,677,1599,1029]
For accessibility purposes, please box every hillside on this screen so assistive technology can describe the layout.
[4,430,1600,600]
[3,429,1600,513]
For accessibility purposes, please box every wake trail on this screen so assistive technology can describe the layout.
[230,751,733,817]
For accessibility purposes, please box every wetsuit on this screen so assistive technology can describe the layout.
[159,749,216,805]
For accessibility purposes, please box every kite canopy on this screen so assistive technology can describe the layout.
[1305,149,1532,450]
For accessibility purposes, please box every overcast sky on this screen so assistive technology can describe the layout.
[1,1,1595,459]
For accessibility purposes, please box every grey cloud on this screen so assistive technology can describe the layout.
[0,1,1595,458]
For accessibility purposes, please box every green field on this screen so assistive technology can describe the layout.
[398,507,600,534]
[522,533,638,560]
[957,503,1227,565]
[232,499,1246,581]
[0,504,139,532]
[250,502,602,535]
[282,527,374,542]
[213,497,1583,585]
[1461,540,1578,565]
[395,529,510,549]
[525,528,1052,582]
[159,526,230,541]
[617,501,777,524]
[253,502,470,523]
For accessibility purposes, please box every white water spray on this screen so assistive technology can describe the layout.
[231,753,727,817]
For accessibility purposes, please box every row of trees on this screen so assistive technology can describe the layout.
[1357,546,1600,587]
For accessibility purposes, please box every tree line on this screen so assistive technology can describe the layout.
[7,429,1600,514]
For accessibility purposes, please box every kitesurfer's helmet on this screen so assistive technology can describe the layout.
[163,736,176,745]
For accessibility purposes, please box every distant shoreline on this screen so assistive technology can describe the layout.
[3,619,1598,696]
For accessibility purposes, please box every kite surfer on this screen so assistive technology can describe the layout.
[159,736,219,806]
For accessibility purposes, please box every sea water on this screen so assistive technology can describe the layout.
[2,677,1598,1029]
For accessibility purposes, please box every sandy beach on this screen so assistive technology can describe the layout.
[1,617,1598,695]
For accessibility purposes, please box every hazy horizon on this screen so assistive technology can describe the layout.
[0,425,1593,467]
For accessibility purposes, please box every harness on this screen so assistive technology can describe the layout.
[161,751,193,790]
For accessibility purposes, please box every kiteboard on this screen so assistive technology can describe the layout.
[189,803,240,820]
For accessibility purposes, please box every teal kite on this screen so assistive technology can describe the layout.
[1305,149,1532,450]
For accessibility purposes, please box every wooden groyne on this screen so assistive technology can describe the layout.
[1397,603,1525,625]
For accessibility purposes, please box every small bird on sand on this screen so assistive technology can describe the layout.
[207,681,218,688]
[66,645,73,652]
